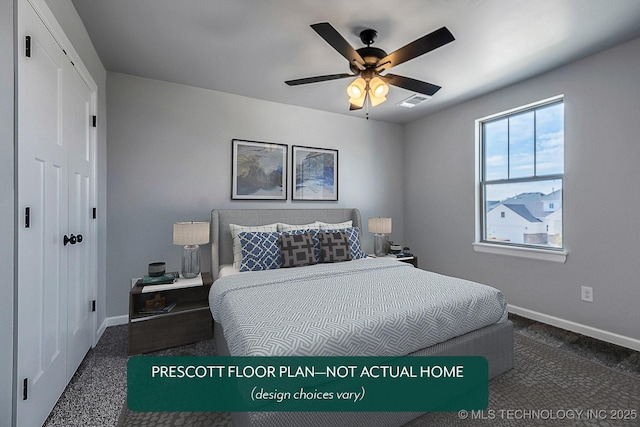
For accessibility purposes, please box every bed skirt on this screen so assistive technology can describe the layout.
[213,320,514,427]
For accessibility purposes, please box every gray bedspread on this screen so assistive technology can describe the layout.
[209,258,508,357]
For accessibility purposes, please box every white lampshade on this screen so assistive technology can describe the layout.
[173,221,210,246]
[368,217,392,234]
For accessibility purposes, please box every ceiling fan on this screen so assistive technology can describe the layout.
[285,22,455,111]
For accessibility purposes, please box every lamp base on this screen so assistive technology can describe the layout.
[373,234,388,257]
[181,244,201,279]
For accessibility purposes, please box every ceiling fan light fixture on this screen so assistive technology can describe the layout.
[347,77,366,98]
[368,92,386,107]
[349,92,367,108]
[368,76,389,107]
[369,77,389,97]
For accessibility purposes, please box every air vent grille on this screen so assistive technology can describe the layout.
[397,94,431,108]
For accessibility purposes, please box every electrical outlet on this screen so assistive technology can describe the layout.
[581,286,593,303]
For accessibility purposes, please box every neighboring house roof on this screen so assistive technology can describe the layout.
[503,204,542,223]
[489,190,562,223]
[501,192,544,205]
[487,200,501,211]
[500,190,562,219]
[541,189,562,201]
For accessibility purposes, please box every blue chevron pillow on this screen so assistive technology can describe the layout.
[238,231,282,272]
[325,227,367,260]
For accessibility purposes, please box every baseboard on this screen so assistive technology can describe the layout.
[105,314,129,327]
[102,308,640,351]
[94,315,127,346]
[96,319,107,345]
[509,304,640,352]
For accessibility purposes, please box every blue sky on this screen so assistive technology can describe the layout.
[484,102,564,202]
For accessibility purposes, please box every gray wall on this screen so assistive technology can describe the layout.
[107,72,405,317]
[404,36,640,342]
[0,0,15,423]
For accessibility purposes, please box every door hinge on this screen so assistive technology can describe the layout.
[92,207,97,219]
[25,36,31,57]
[25,207,31,228]
[92,300,96,312]
[22,378,28,400]
[91,115,97,127]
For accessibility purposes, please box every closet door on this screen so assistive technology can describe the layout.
[17,1,70,425]
[17,0,96,425]
[64,52,94,378]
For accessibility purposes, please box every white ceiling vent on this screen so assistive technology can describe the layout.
[397,94,431,108]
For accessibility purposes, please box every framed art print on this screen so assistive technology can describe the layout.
[292,145,338,201]
[231,139,287,200]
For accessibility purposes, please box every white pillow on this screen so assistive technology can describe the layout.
[317,220,353,230]
[278,222,319,232]
[218,264,241,278]
[229,223,279,268]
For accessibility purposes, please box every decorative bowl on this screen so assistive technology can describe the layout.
[148,262,166,277]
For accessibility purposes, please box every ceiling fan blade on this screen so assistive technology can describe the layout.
[311,22,365,67]
[380,73,441,96]
[349,103,363,111]
[285,73,354,86]
[376,27,454,71]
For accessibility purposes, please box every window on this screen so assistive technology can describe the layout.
[477,96,564,254]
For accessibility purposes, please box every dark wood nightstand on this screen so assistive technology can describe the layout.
[397,256,418,268]
[128,272,213,355]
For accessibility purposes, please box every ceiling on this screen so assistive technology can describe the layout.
[71,0,640,124]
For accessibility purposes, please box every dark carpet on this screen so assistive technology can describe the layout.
[117,331,640,426]
[45,315,640,427]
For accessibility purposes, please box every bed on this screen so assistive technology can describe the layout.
[209,208,513,427]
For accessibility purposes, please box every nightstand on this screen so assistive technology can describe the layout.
[368,254,418,268]
[128,272,213,355]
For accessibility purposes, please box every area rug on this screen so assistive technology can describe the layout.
[118,333,640,426]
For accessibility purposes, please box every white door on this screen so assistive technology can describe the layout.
[64,53,95,378]
[17,0,96,425]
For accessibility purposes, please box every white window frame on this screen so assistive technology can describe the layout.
[473,95,567,263]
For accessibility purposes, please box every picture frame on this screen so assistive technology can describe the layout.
[231,139,287,200]
[292,145,338,201]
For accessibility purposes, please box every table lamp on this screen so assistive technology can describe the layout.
[173,221,210,278]
[368,217,392,257]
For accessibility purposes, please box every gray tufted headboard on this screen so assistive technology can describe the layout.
[210,208,362,279]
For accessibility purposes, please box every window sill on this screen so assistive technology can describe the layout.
[472,242,567,263]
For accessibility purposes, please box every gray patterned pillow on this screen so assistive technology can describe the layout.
[319,232,351,263]
[280,233,316,267]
